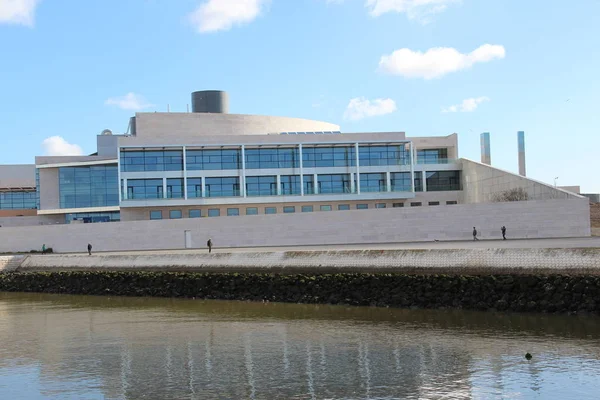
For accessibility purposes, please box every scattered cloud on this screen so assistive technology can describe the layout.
[41,136,83,156]
[379,44,506,79]
[343,97,397,121]
[442,96,490,113]
[0,0,40,26]
[105,92,154,111]
[366,0,460,23]
[188,0,270,33]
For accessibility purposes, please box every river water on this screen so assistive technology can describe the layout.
[1,293,600,399]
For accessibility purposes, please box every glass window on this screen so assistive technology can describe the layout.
[426,171,461,191]
[169,210,182,219]
[187,178,202,198]
[246,207,258,215]
[120,149,183,172]
[302,146,355,168]
[0,191,37,210]
[391,172,411,192]
[246,176,277,197]
[417,148,448,165]
[189,209,201,218]
[205,177,240,198]
[126,179,163,200]
[317,174,353,194]
[360,173,386,193]
[166,178,184,199]
[320,205,332,211]
[429,201,440,206]
[414,175,423,192]
[301,205,313,212]
[357,204,368,209]
[66,211,120,224]
[150,210,162,220]
[303,175,315,195]
[447,201,458,205]
[338,204,350,210]
[358,145,409,166]
[375,203,387,209]
[393,203,404,208]
[59,165,119,208]
[208,209,220,217]
[283,206,295,213]
[410,202,422,207]
[281,175,301,195]
[186,148,241,170]
[227,208,239,216]
[265,207,277,214]
[245,147,299,169]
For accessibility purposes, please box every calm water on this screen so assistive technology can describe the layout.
[1,294,600,399]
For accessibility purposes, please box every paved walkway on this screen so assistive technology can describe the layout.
[88,236,600,256]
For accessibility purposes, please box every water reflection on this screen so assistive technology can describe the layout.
[0,293,600,399]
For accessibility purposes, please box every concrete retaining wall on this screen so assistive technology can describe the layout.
[8,248,600,275]
[0,199,590,253]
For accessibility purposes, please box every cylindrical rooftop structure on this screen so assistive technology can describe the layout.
[191,90,229,114]
[480,132,491,165]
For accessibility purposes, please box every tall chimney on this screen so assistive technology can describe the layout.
[518,131,526,176]
[480,132,491,165]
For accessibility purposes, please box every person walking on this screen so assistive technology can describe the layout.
[472,227,479,241]
[87,243,92,256]
[501,226,507,240]
[207,238,213,253]
[42,244,46,253]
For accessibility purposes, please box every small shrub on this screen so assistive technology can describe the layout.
[493,187,529,202]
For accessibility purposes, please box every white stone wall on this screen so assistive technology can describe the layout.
[0,164,35,188]
[0,199,590,253]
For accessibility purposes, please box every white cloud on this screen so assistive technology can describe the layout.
[41,136,83,156]
[442,96,489,113]
[366,0,459,22]
[343,97,397,121]
[188,0,270,33]
[105,93,154,111]
[379,44,506,79]
[0,0,40,26]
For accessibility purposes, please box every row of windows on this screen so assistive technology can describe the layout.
[59,166,119,209]
[66,212,121,224]
[148,201,459,220]
[120,145,414,172]
[0,191,37,210]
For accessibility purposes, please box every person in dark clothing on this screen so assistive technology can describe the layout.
[87,243,92,256]
[501,226,507,240]
[207,238,213,253]
[472,227,479,241]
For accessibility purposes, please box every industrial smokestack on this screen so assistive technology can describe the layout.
[480,132,491,165]
[518,131,526,176]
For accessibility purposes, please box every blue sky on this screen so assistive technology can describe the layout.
[1,0,599,192]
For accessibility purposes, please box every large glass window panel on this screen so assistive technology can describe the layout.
[186,149,241,171]
[66,211,120,223]
[166,178,184,199]
[359,145,409,166]
[187,178,202,198]
[417,148,449,164]
[425,171,461,191]
[0,191,37,210]
[303,175,314,195]
[280,175,301,195]
[245,147,299,169]
[302,146,355,168]
[127,179,163,199]
[391,172,412,192]
[245,176,277,197]
[360,173,387,193]
[59,165,119,208]
[317,174,352,194]
[205,177,240,198]
[120,150,183,172]
[414,175,423,192]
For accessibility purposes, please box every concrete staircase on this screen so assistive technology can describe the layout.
[0,256,26,272]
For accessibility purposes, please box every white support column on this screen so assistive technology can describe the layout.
[299,144,304,196]
[117,147,122,203]
[241,145,247,198]
[163,178,167,199]
[409,142,415,193]
[276,175,282,195]
[122,178,128,200]
[422,170,427,192]
[350,172,356,194]
[313,173,318,195]
[201,177,206,198]
[355,142,361,194]
[386,171,391,192]
[182,146,188,200]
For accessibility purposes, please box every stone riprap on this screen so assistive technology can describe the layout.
[7,248,600,275]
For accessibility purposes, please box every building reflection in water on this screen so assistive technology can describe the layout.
[1,293,600,399]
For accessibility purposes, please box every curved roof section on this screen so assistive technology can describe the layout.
[133,112,340,138]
